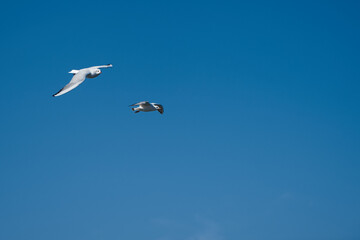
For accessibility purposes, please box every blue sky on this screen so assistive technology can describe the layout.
[0,0,359,239]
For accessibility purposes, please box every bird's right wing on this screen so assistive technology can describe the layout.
[129,101,151,106]
[53,71,88,97]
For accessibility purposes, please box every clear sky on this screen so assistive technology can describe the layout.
[0,0,359,239]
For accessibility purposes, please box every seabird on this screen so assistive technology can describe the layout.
[129,101,164,114]
[52,64,113,97]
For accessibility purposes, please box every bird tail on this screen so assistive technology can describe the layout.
[69,70,79,75]
[132,108,140,113]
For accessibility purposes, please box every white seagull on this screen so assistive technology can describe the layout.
[52,64,113,97]
[129,101,164,114]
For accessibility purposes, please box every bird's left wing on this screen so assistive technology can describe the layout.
[91,64,113,69]
[129,101,151,106]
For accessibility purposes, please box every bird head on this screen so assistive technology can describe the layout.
[153,104,164,114]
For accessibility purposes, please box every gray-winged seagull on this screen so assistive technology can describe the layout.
[129,101,164,114]
[52,64,113,97]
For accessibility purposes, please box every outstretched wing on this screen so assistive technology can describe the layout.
[129,101,151,107]
[52,71,88,97]
[90,64,113,69]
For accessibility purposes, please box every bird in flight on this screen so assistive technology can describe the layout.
[53,64,113,97]
[129,101,164,114]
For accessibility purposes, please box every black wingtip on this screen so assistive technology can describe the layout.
[52,87,64,97]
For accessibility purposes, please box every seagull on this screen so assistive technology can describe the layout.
[129,101,164,114]
[52,64,113,97]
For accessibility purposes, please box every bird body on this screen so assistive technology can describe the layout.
[129,101,164,114]
[53,64,112,97]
